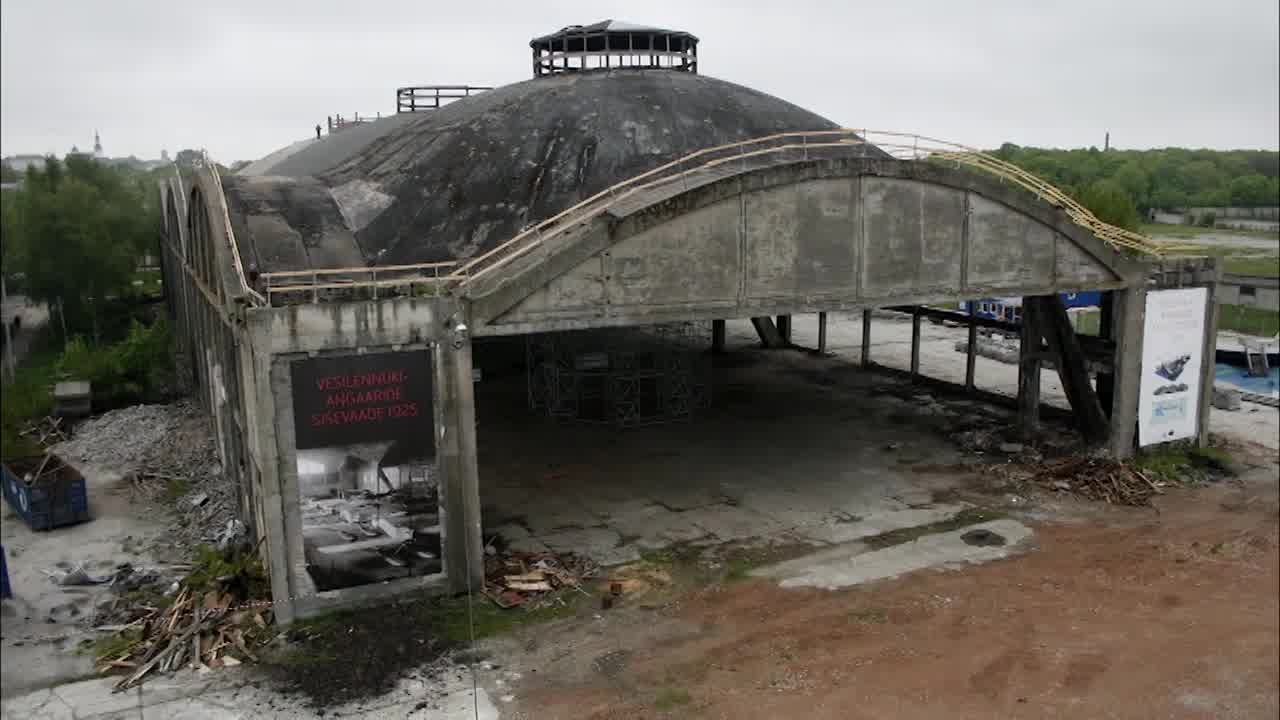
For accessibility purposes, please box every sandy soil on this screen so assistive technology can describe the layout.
[497,464,1280,720]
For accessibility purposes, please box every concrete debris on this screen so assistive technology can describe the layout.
[53,401,236,556]
[1213,386,1243,411]
[48,566,112,586]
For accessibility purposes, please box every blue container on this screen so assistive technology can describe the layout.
[1,544,10,598]
[2,455,90,531]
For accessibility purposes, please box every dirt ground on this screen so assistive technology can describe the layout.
[492,455,1280,720]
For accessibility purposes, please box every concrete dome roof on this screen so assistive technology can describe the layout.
[223,69,851,274]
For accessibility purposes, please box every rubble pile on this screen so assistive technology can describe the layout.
[54,401,236,553]
[483,549,597,609]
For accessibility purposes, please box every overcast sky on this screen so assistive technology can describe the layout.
[2,0,1277,163]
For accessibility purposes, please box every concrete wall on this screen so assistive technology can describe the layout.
[474,159,1142,335]
[1219,273,1280,310]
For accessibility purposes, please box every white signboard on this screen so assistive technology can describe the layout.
[1138,287,1208,446]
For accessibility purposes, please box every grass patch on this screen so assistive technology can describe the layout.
[1222,255,1280,277]
[87,627,144,662]
[654,686,692,711]
[1133,444,1234,481]
[862,507,1005,550]
[183,544,270,597]
[436,590,583,643]
[1219,305,1280,336]
[1141,223,1280,241]
[1154,241,1280,279]
[0,331,62,461]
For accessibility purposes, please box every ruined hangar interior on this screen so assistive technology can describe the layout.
[157,20,1219,621]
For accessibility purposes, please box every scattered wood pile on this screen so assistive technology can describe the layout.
[483,550,597,609]
[103,588,272,691]
[1029,457,1168,506]
[20,416,69,447]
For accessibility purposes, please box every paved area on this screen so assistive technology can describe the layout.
[1,667,497,719]
[1,463,167,698]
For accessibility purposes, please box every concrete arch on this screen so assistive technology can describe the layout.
[466,156,1147,335]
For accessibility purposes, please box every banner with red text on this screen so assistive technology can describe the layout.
[290,350,433,450]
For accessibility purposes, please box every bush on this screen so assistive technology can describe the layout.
[1198,211,1216,228]
[57,319,174,410]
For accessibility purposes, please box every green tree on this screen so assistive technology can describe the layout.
[7,157,155,338]
[1228,174,1278,206]
[1111,161,1150,209]
[1078,180,1141,231]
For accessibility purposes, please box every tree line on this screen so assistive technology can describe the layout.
[994,144,1279,209]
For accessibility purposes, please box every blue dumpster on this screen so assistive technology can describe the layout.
[2,454,90,531]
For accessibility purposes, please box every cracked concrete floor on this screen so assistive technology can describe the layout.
[476,317,997,568]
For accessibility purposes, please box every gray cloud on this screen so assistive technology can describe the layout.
[2,0,1276,163]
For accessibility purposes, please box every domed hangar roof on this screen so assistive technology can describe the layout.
[222,69,861,275]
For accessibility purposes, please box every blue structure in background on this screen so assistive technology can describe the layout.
[960,291,1103,324]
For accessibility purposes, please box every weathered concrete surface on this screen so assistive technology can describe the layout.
[477,158,1142,334]
[761,519,1033,590]
[0,666,497,719]
[0,463,166,699]
[224,69,846,272]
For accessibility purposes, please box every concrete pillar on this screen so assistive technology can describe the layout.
[1096,291,1116,418]
[435,334,485,595]
[1196,264,1222,448]
[909,308,922,378]
[1018,298,1042,438]
[775,315,792,344]
[1108,286,1146,459]
[817,312,828,355]
[965,302,978,391]
[860,309,872,367]
[711,319,726,354]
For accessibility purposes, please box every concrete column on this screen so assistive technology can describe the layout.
[1108,286,1146,459]
[436,334,485,595]
[711,319,726,354]
[775,315,792,344]
[1096,291,1116,418]
[1018,298,1042,438]
[909,308,922,378]
[860,309,872,367]
[965,302,977,391]
[817,312,828,355]
[1196,264,1222,448]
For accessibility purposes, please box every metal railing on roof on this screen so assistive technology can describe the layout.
[396,86,491,113]
[240,129,1171,306]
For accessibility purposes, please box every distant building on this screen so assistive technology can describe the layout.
[3,154,47,173]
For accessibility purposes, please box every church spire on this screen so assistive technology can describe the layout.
[93,130,103,158]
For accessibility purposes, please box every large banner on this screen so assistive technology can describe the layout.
[1138,288,1208,447]
[290,350,433,450]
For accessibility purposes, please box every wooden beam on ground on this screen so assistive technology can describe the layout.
[1018,297,1043,438]
[750,316,787,348]
[1029,295,1110,445]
